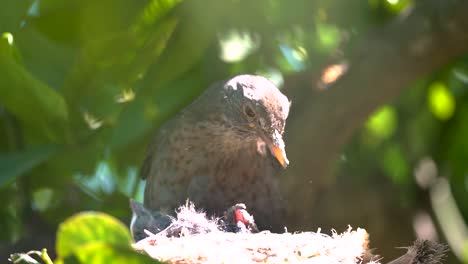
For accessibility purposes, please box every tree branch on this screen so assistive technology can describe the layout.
[282,0,468,229]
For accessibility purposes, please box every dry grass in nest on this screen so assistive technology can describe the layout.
[133,226,379,264]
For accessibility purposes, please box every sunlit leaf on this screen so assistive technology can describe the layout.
[60,242,157,264]
[427,82,455,121]
[218,30,259,63]
[1,32,23,62]
[56,212,133,258]
[0,145,59,187]
[134,0,183,31]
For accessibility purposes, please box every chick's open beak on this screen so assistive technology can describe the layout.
[262,130,289,169]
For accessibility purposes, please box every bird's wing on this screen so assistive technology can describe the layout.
[140,146,153,180]
[186,175,229,214]
[140,121,172,180]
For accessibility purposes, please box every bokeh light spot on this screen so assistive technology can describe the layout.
[427,82,455,121]
[279,44,306,71]
[366,105,397,140]
[218,30,259,63]
[316,23,341,51]
[256,68,284,88]
[115,88,135,104]
[2,32,14,45]
[32,188,54,212]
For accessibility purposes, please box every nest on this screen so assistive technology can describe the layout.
[132,227,378,264]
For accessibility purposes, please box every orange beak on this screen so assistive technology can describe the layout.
[261,129,289,169]
[268,143,289,168]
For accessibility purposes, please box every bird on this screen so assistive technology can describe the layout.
[141,74,290,232]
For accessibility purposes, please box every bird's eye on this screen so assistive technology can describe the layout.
[244,105,256,119]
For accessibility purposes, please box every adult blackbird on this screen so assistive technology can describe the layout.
[142,75,290,232]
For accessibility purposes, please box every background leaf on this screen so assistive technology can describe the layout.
[0,34,68,142]
[0,145,59,187]
[56,212,133,258]
[60,243,158,264]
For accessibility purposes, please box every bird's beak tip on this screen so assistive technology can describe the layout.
[269,144,289,169]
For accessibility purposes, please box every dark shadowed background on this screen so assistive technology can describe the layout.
[1,0,468,263]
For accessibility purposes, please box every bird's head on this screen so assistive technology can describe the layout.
[218,75,291,169]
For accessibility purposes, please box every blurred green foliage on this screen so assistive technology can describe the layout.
[11,212,155,263]
[1,0,468,262]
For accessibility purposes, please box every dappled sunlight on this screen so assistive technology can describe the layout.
[279,44,307,71]
[83,111,103,130]
[3,32,13,45]
[386,0,399,5]
[115,88,135,104]
[218,30,259,63]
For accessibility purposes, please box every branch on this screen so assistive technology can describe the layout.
[282,0,468,228]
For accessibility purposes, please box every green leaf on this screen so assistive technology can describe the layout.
[56,212,133,258]
[0,145,59,187]
[63,18,177,127]
[0,0,31,33]
[110,68,208,150]
[109,96,155,149]
[142,12,215,92]
[366,105,398,140]
[0,33,69,141]
[134,0,183,32]
[60,242,158,264]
